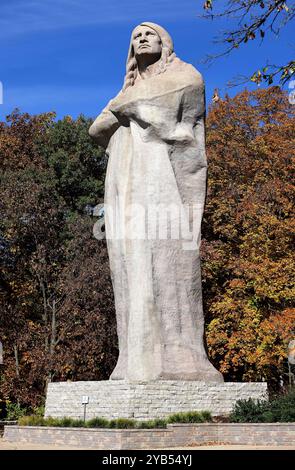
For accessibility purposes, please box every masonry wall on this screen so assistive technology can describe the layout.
[4,423,295,449]
[45,381,267,420]
[172,423,295,447]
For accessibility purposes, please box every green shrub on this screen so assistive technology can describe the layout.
[137,418,167,428]
[230,390,295,422]
[167,410,212,424]
[45,417,64,427]
[18,415,44,426]
[260,411,275,422]
[113,418,137,429]
[73,419,85,427]
[108,419,117,428]
[230,398,268,423]
[200,410,212,422]
[268,390,295,422]
[32,405,45,417]
[58,417,73,427]
[149,418,167,428]
[6,402,28,420]
[86,417,109,428]
[106,418,136,428]
[136,420,155,429]
[17,409,212,428]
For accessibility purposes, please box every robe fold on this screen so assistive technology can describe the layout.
[90,57,223,382]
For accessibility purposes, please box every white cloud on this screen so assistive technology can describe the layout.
[0,0,198,37]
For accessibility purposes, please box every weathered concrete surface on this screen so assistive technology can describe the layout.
[89,22,222,382]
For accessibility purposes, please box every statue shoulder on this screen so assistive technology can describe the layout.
[171,58,204,87]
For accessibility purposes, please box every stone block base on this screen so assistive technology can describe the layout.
[45,381,267,420]
[4,423,295,449]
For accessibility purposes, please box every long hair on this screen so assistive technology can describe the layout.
[123,22,177,92]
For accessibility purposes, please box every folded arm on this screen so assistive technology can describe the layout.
[89,98,121,149]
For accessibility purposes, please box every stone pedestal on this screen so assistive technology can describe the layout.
[45,381,267,421]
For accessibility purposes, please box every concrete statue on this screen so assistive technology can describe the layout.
[89,22,223,383]
[44,23,267,423]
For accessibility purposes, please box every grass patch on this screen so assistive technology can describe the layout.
[85,417,109,428]
[18,392,295,427]
[18,410,212,428]
[167,410,212,424]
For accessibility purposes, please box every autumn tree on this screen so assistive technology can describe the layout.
[40,114,106,212]
[202,86,295,388]
[0,111,111,410]
[44,215,117,384]
[1,88,294,410]
[0,111,67,406]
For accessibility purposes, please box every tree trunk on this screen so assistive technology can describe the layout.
[14,344,20,378]
[40,278,49,351]
[50,298,56,356]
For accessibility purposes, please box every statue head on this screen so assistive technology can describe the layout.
[132,25,162,62]
[123,22,176,91]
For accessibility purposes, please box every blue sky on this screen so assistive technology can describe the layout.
[0,0,293,120]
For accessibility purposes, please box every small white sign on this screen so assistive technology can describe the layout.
[82,395,89,405]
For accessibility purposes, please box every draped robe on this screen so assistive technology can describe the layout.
[90,58,223,382]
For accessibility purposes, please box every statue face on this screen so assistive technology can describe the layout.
[132,26,162,58]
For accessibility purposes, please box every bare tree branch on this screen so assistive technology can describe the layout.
[199,0,295,85]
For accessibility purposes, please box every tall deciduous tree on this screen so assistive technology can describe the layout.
[0,111,113,409]
[202,86,295,387]
[1,89,294,410]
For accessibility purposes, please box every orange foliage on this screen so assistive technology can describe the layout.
[203,87,295,386]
